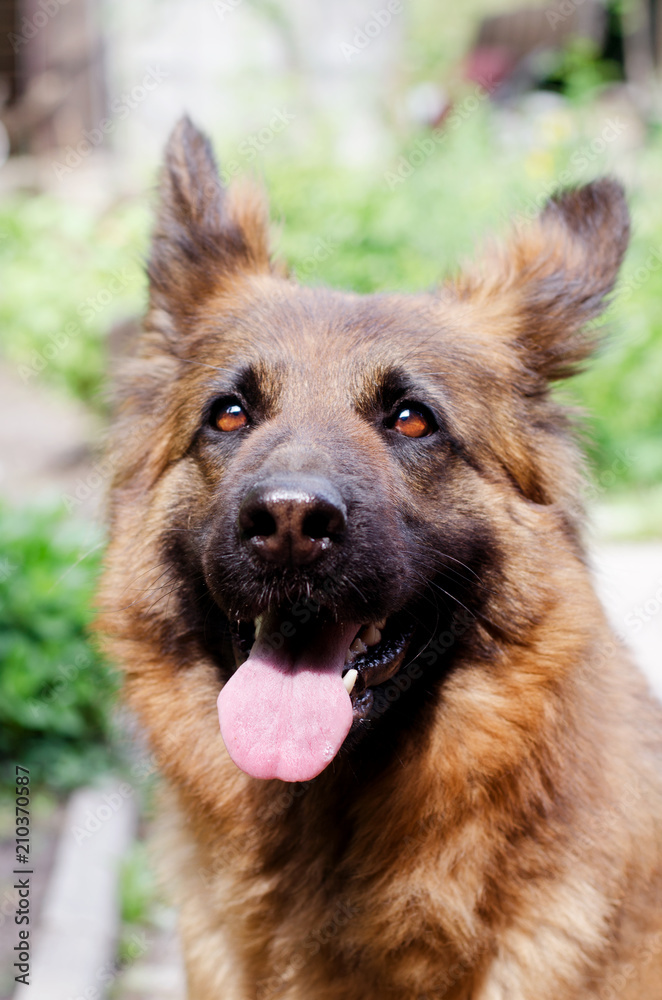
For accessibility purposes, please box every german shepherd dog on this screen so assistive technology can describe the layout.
[98,117,662,999]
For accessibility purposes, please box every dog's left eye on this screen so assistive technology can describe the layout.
[390,405,436,438]
[213,401,249,432]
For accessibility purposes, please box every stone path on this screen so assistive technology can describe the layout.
[111,909,186,1000]
[592,542,662,700]
[0,800,63,1000]
[21,784,137,1000]
[0,364,102,517]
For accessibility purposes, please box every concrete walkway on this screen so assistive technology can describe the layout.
[19,784,138,1000]
[592,541,662,700]
[0,364,101,515]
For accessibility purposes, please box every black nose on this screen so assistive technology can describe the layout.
[238,476,347,566]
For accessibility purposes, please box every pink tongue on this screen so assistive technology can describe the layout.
[217,615,358,782]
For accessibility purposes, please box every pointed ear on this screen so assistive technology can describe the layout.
[451,179,630,383]
[148,116,271,321]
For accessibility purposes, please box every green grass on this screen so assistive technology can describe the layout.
[0,196,148,405]
[0,502,119,791]
[119,841,157,927]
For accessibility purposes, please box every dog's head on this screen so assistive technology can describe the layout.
[102,117,629,785]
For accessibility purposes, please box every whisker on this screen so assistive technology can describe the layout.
[48,541,105,594]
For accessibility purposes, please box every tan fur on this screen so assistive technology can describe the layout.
[97,118,662,999]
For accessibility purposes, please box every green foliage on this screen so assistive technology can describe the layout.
[266,109,507,295]
[0,502,118,791]
[0,196,148,406]
[116,841,159,973]
[119,841,156,927]
[540,37,622,103]
[568,135,662,488]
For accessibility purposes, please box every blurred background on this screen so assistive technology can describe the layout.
[0,0,661,996]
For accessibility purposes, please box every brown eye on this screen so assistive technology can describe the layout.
[215,402,249,432]
[393,407,434,438]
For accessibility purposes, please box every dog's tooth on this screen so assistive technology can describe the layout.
[343,669,358,695]
[362,624,381,647]
[350,637,368,655]
[374,618,387,630]
[344,648,357,665]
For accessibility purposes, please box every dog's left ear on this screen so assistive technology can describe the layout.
[148,116,271,320]
[451,179,630,384]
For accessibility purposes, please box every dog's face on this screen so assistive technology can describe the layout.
[103,118,628,785]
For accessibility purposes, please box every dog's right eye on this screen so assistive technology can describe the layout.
[212,400,249,432]
[386,404,437,439]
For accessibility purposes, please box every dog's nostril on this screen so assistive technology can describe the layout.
[242,508,277,539]
[302,509,336,540]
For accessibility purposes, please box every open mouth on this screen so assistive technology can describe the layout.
[229,613,412,717]
[340,618,412,718]
[219,609,414,782]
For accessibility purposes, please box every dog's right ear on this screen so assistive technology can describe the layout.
[148,116,271,323]
[448,179,629,386]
